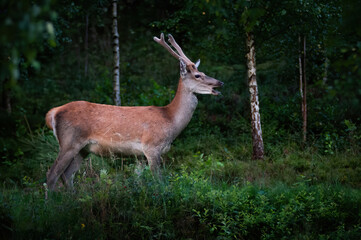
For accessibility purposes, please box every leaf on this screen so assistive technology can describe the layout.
[31,60,41,70]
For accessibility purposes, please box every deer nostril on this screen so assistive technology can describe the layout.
[219,81,224,87]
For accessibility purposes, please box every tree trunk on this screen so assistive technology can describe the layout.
[299,35,307,143]
[84,13,89,78]
[323,55,329,85]
[112,0,121,106]
[298,35,303,98]
[246,32,264,160]
[2,79,11,114]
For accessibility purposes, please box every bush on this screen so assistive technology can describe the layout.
[1,168,360,239]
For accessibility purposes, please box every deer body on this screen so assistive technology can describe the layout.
[46,34,223,190]
[46,80,197,158]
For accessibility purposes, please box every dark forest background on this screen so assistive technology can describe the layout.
[0,0,361,239]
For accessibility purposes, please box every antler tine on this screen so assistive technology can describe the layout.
[167,34,193,64]
[153,33,181,60]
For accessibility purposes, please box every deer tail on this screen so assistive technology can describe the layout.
[45,107,60,142]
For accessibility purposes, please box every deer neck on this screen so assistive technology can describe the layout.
[166,78,198,137]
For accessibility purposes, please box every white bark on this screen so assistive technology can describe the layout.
[246,32,264,160]
[299,35,307,143]
[112,0,121,106]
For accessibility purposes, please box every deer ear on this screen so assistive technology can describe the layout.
[180,58,187,78]
[195,59,200,68]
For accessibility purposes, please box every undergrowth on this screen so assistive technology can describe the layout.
[0,129,361,239]
[1,168,360,239]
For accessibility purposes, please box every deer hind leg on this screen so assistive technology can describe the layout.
[61,152,84,189]
[47,147,82,191]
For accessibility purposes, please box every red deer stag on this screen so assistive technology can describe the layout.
[45,33,223,190]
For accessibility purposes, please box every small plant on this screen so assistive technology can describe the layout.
[323,131,338,155]
[345,119,361,151]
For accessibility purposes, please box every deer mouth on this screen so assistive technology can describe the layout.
[211,81,224,95]
[212,89,221,95]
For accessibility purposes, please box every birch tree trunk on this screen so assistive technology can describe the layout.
[112,0,121,106]
[299,35,307,143]
[246,32,264,160]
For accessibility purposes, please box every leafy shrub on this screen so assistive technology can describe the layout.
[1,170,360,239]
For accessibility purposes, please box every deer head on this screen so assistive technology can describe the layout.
[154,33,223,96]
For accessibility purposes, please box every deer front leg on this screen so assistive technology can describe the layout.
[143,148,162,177]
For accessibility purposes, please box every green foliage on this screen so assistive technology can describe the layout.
[1,0,361,238]
[0,111,361,239]
[0,0,56,83]
[138,80,175,106]
[0,128,57,183]
[1,166,360,239]
[241,7,266,33]
[192,182,361,239]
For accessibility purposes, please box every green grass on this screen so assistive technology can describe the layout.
[0,130,361,239]
[1,170,361,239]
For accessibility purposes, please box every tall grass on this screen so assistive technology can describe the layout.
[1,168,361,239]
[0,129,361,239]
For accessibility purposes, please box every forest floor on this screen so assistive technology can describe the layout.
[0,130,360,239]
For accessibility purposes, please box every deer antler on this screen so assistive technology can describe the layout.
[167,34,192,64]
[153,33,181,60]
[153,33,193,65]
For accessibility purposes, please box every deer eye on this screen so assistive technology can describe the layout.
[195,74,201,78]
